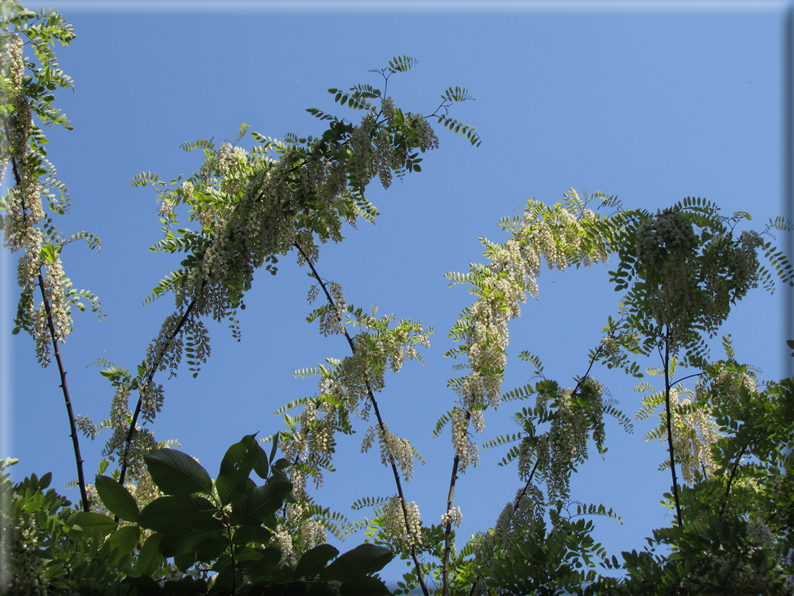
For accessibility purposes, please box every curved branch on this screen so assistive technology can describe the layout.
[295,240,430,596]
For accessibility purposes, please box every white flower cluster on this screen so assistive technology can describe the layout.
[532,379,605,503]
[700,363,757,407]
[449,202,611,475]
[361,423,415,481]
[277,487,330,566]
[299,516,328,553]
[138,381,165,423]
[101,383,157,482]
[318,281,346,336]
[450,406,479,473]
[440,505,463,527]
[600,336,618,356]
[408,113,439,152]
[350,114,375,186]
[382,496,423,552]
[373,320,431,374]
[295,230,319,267]
[380,96,396,121]
[336,338,379,416]
[103,383,131,463]
[747,520,776,551]
[666,386,721,484]
[146,313,210,380]
[273,523,297,567]
[1,34,80,367]
[5,502,47,596]
[280,399,339,490]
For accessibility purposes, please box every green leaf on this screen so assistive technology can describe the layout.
[233,524,272,546]
[319,543,393,583]
[137,495,218,534]
[216,434,267,506]
[231,480,292,527]
[294,544,339,580]
[136,533,167,576]
[94,474,139,523]
[156,524,226,559]
[144,448,213,496]
[107,525,141,560]
[69,511,117,538]
[239,546,282,580]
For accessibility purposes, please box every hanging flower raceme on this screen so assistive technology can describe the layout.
[381,495,423,553]
[444,192,615,472]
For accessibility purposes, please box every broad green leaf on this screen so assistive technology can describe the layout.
[174,551,197,573]
[215,434,267,506]
[233,524,272,546]
[137,495,218,534]
[231,480,292,526]
[94,474,139,523]
[107,525,141,562]
[239,547,282,581]
[157,522,226,558]
[294,543,339,580]
[193,532,229,563]
[319,543,393,583]
[39,472,51,490]
[144,448,213,496]
[136,533,166,577]
[69,511,117,539]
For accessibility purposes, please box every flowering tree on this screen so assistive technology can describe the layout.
[2,3,793,595]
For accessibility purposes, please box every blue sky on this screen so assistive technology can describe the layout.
[3,0,792,588]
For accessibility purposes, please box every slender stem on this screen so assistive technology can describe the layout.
[441,413,467,596]
[662,329,683,526]
[295,241,430,596]
[719,444,746,517]
[37,270,91,512]
[7,151,91,512]
[118,296,197,486]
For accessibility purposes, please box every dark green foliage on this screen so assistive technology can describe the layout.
[485,515,608,596]
[1,436,394,595]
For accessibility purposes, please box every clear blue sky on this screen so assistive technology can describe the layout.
[3,0,791,588]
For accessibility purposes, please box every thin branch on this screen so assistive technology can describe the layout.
[37,270,91,511]
[8,150,91,512]
[295,241,430,596]
[719,445,746,517]
[117,296,198,486]
[671,371,706,387]
[663,328,683,526]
